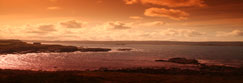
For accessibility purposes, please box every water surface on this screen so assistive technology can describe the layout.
[1,42,243,71]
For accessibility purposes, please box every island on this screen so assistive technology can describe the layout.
[117,48,132,51]
[0,40,111,54]
[155,57,200,64]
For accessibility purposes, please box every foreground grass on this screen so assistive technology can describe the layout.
[0,69,242,83]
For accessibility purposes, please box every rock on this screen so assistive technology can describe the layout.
[79,48,111,52]
[199,64,236,72]
[33,42,41,45]
[117,48,132,51]
[155,60,167,62]
[168,58,199,64]
[115,43,126,45]
[44,45,78,52]
[155,58,200,65]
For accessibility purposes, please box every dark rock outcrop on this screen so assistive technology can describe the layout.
[155,60,167,62]
[0,40,111,54]
[79,48,111,52]
[199,64,237,72]
[168,58,199,64]
[117,48,132,51]
[156,58,200,65]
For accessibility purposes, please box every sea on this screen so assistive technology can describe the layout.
[0,41,243,71]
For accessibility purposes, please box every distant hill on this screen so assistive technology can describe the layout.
[0,39,27,46]
[0,40,78,54]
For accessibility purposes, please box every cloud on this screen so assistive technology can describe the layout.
[129,16,143,20]
[143,21,165,26]
[144,8,189,20]
[161,28,204,37]
[0,20,206,41]
[124,0,206,8]
[47,6,61,10]
[139,28,205,41]
[27,24,56,34]
[231,30,243,36]
[106,21,131,30]
[60,20,86,28]
[38,25,56,32]
[217,30,243,37]
[124,0,138,5]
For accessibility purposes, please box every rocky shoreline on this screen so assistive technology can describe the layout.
[154,57,243,73]
[0,40,111,54]
[155,58,200,64]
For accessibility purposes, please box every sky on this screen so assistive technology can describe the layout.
[0,0,243,41]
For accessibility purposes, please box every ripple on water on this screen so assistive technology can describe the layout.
[1,45,243,71]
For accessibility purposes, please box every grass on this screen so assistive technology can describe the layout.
[0,69,242,83]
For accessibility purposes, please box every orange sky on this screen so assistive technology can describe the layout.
[0,0,243,41]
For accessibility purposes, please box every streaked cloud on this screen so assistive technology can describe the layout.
[140,28,205,41]
[38,25,56,32]
[60,20,87,28]
[144,8,189,20]
[27,24,56,34]
[142,21,165,26]
[124,0,206,7]
[129,16,143,20]
[124,0,138,5]
[47,6,61,10]
[161,28,204,37]
[217,30,243,37]
[106,21,131,30]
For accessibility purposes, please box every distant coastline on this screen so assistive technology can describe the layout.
[24,40,243,46]
[0,40,111,54]
[2,39,243,54]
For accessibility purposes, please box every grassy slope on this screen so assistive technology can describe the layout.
[0,70,242,83]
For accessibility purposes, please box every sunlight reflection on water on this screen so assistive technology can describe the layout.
[1,44,243,71]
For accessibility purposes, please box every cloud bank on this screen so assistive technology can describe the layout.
[217,30,243,37]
